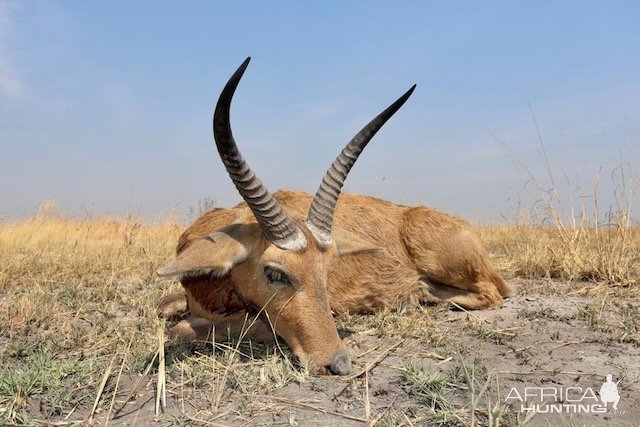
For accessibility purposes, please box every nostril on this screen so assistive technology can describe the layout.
[329,351,351,376]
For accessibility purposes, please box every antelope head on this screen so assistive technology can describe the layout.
[158,58,415,375]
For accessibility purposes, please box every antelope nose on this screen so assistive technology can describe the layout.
[329,350,351,376]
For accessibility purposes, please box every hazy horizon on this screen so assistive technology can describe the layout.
[1,1,639,224]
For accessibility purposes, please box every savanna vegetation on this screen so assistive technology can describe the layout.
[1,166,638,425]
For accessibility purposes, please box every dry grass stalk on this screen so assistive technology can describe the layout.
[155,321,166,416]
[491,132,640,287]
[105,334,134,426]
[370,396,399,426]
[88,353,116,423]
[365,370,371,426]
[342,339,405,382]
[259,395,367,422]
[113,351,158,417]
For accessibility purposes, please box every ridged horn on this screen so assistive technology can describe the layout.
[306,85,416,246]
[213,57,306,251]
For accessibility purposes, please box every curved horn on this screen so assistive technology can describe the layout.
[213,57,306,251]
[306,85,416,246]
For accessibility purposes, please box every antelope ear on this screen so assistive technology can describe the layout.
[332,226,383,257]
[157,223,262,278]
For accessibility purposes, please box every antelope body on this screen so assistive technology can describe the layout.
[157,58,511,375]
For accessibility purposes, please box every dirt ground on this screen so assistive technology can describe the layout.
[64,279,638,427]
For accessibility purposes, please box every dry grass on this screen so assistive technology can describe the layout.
[0,192,638,424]
[0,213,181,326]
[0,213,183,424]
[480,224,640,285]
[490,129,640,286]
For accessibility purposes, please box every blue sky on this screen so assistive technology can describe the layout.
[1,1,639,223]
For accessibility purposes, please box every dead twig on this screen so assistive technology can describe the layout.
[371,396,398,426]
[549,339,585,354]
[342,339,405,381]
[258,395,367,423]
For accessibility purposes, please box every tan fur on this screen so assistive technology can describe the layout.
[158,190,510,374]
[275,190,511,311]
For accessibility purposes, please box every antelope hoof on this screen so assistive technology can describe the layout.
[157,292,188,318]
[167,317,215,343]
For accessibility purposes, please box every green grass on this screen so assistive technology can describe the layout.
[0,346,100,423]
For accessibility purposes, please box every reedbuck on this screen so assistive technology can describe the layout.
[157,58,511,375]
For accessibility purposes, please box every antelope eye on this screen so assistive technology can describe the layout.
[264,266,292,285]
